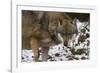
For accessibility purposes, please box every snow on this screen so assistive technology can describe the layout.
[48,44,72,61]
[21,19,90,62]
[21,50,34,62]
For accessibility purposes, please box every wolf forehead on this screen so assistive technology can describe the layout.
[36,12,77,31]
[22,11,78,39]
[31,12,78,42]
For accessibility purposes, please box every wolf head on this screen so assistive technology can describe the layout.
[33,12,78,47]
[47,12,78,47]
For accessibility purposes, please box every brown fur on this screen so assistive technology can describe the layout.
[47,12,77,46]
[22,11,77,61]
[22,11,55,61]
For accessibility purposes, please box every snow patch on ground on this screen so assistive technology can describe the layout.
[21,20,90,62]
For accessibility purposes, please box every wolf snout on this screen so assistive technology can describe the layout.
[64,41,68,46]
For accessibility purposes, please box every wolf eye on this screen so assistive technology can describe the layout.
[70,21,73,24]
[59,20,62,25]
[54,22,57,25]
[53,21,57,25]
[60,23,62,25]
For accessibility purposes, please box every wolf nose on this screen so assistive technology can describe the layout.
[64,41,68,46]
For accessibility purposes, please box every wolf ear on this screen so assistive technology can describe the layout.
[37,12,44,21]
[33,12,45,24]
[70,18,78,34]
[73,18,77,25]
